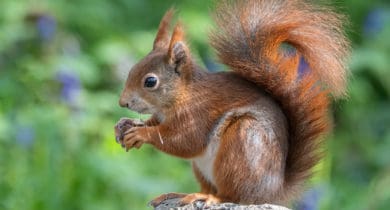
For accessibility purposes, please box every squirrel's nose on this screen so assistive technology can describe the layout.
[119,98,128,108]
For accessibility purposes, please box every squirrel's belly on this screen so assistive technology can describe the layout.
[192,136,220,186]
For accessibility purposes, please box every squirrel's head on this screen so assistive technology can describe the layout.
[119,9,193,115]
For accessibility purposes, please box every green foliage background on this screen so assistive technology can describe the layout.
[0,0,389,210]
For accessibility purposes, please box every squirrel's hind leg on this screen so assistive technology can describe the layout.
[213,114,287,204]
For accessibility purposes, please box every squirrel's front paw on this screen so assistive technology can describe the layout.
[123,127,149,151]
[114,118,136,147]
[114,118,144,147]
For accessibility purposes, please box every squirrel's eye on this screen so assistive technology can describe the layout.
[143,74,159,89]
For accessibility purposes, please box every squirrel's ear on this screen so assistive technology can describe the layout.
[153,8,175,50]
[167,23,190,70]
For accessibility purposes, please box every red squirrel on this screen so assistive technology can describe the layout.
[114,0,350,206]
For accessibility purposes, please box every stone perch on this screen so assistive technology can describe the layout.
[152,198,292,210]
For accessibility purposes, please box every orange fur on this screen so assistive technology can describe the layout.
[153,8,175,50]
[168,23,185,58]
[117,0,350,206]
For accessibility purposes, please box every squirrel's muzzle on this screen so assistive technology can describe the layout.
[119,97,128,108]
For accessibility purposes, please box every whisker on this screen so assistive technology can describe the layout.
[157,128,164,145]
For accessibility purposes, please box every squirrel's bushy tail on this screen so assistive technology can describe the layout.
[210,0,349,199]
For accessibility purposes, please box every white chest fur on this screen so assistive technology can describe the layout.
[192,136,220,186]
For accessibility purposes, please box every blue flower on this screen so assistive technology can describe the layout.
[296,187,323,210]
[363,8,385,37]
[56,70,81,105]
[16,125,35,148]
[36,15,56,42]
[298,56,310,77]
[204,56,222,72]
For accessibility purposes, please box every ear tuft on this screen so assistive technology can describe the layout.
[153,8,175,50]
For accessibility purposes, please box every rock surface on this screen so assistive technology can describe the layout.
[153,198,291,210]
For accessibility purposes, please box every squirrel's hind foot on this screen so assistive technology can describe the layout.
[149,192,221,208]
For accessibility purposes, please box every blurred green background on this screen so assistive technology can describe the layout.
[0,0,389,210]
